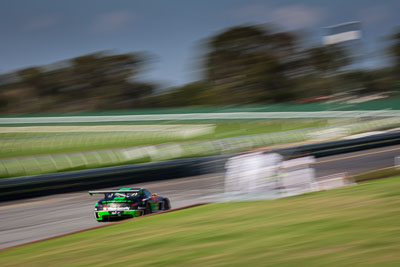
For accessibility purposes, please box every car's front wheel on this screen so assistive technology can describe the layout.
[95,212,105,222]
[163,199,171,210]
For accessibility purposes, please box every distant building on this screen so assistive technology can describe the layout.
[323,21,362,45]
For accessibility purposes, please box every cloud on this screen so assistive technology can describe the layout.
[92,11,135,33]
[358,6,392,25]
[270,5,325,29]
[230,4,326,29]
[24,15,60,31]
[229,4,272,21]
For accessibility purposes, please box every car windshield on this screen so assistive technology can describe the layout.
[105,192,141,198]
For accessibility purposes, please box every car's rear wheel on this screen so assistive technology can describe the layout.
[144,203,152,215]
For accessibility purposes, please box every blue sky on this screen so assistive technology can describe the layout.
[1,0,399,87]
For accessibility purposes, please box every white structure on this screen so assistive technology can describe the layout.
[279,156,318,196]
[224,152,353,200]
[395,156,400,169]
[224,152,282,196]
[323,21,361,45]
[316,173,351,190]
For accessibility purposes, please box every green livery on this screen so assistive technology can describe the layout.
[89,187,171,222]
[95,210,143,221]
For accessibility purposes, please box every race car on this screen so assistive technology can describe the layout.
[89,188,171,222]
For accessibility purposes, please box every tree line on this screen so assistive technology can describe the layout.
[0,24,399,113]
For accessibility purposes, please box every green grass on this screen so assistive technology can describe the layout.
[2,177,400,266]
[0,120,336,178]
[0,120,330,159]
[352,167,400,182]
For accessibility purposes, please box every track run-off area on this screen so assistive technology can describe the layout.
[1,144,399,249]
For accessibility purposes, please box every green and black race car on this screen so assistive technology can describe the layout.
[89,188,171,222]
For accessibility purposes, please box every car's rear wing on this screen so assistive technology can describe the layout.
[88,190,141,196]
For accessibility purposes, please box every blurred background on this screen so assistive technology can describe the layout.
[0,0,399,113]
[2,2,400,261]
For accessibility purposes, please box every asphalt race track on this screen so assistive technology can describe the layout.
[1,145,399,249]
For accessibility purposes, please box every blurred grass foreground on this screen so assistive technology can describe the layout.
[1,176,400,266]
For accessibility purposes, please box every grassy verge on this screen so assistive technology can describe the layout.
[0,120,330,158]
[352,167,400,182]
[2,176,400,266]
[0,120,332,178]
[0,117,398,178]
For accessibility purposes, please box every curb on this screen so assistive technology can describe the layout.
[0,202,209,251]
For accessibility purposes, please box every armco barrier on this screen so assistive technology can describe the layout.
[0,155,229,201]
[272,132,400,159]
[1,131,399,202]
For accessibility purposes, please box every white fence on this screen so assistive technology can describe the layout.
[2,110,400,124]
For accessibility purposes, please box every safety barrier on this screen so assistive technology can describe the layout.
[272,132,400,159]
[0,155,228,201]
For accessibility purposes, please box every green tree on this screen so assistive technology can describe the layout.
[306,45,350,76]
[204,25,300,103]
[389,28,400,72]
[17,67,49,96]
[69,51,152,109]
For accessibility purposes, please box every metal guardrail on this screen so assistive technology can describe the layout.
[1,131,399,201]
[272,132,400,159]
[0,155,229,201]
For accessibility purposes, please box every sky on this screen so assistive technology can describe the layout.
[1,0,399,87]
